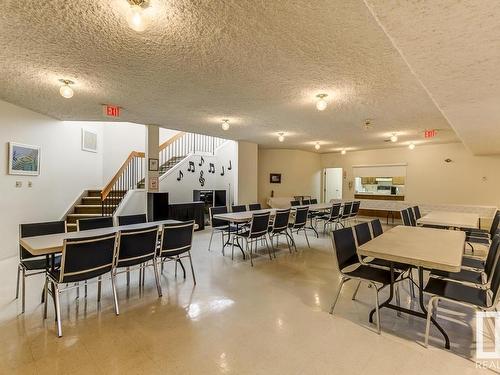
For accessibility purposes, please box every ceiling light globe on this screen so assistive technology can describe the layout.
[390,134,398,143]
[59,85,74,99]
[409,143,415,150]
[127,5,146,32]
[221,120,230,131]
[341,149,346,155]
[316,98,327,111]
[278,135,285,142]
[315,143,320,150]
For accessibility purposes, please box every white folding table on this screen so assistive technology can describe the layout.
[417,211,479,229]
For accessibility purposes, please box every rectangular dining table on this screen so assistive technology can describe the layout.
[358,225,465,349]
[417,211,479,229]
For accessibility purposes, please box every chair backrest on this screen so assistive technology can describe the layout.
[487,236,500,305]
[331,227,359,271]
[59,233,117,283]
[248,203,262,211]
[329,203,342,220]
[293,207,309,228]
[249,212,271,238]
[400,209,411,226]
[117,226,159,267]
[302,199,311,205]
[490,211,500,237]
[412,206,422,220]
[354,222,372,246]
[370,219,383,238]
[160,221,195,256]
[77,216,114,231]
[341,202,353,218]
[311,198,318,204]
[210,206,228,228]
[19,220,66,260]
[407,208,417,226]
[232,205,247,213]
[117,214,147,226]
[290,200,301,207]
[350,201,361,217]
[484,235,500,279]
[271,209,291,232]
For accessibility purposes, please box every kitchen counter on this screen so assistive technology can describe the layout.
[354,193,405,201]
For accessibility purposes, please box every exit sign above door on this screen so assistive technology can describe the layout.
[424,129,437,138]
[103,105,121,118]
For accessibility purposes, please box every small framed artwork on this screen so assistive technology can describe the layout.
[148,158,159,171]
[81,128,98,153]
[8,142,41,176]
[270,173,281,184]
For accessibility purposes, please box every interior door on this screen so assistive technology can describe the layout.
[324,168,343,201]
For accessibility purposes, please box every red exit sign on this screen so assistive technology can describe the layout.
[103,105,120,118]
[424,129,437,138]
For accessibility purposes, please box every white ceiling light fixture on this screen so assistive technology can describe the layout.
[341,149,346,155]
[408,143,415,150]
[127,0,149,32]
[221,119,230,131]
[315,94,328,111]
[278,132,285,142]
[390,133,398,142]
[314,142,320,150]
[59,79,74,99]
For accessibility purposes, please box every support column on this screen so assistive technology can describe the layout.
[146,125,160,192]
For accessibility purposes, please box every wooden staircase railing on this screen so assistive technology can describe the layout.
[100,131,227,216]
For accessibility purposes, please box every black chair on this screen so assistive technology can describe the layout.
[423,235,500,347]
[462,229,500,269]
[208,206,238,253]
[17,220,66,313]
[400,209,411,226]
[158,221,196,284]
[349,201,361,223]
[330,227,401,334]
[302,199,311,205]
[116,226,161,298]
[407,208,417,226]
[288,207,310,250]
[465,211,500,246]
[44,233,118,337]
[412,206,422,220]
[117,214,147,226]
[77,216,114,231]
[370,219,383,238]
[231,205,247,213]
[248,203,262,211]
[310,199,318,204]
[340,202,353,227]
[232,212,271,266]
[316,203,342,233]
[290,200,301,207]
[268,209,292,254]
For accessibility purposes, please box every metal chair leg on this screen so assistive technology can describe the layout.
[153,260,163,297]
[424,296,436,347]
[247,239,253,267]
[188,252,196,285]
[15,264,21,299]
[53,282,63,337]
[330,278,347,314]
[373,284,381,334]
[351,281,361,300]
[43,277,48,319]
[97,277,102,305]
[265,236,273,260]
[21,267,26,313]
[111,271,120,316]
[208,230,214,251]
[304,229,310,248]
[395,284,402,317]
[126,268,130,286]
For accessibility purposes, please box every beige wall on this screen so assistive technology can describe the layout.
[321,142,500,207]
[236,141,258,204]
[258,149,321,206]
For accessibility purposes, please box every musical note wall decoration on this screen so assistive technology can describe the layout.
[228,160,232,170]
[209,163,215,174]
[199,170,205,187]
[177,170,184,181]
[188,161,195,173]
[198,156,204,167]
[220,166,225,176]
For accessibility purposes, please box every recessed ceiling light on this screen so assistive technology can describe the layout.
[314,142,320,150]
[221,119,230,131]
[315,94,328,111]
[127,0,148,32]
[390,133,398,143]
[59,79,74,99]
[409,143,415,150]
[341,149,346,155]
[278,132,285,142]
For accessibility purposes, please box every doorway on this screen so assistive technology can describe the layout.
[323,168,343,202]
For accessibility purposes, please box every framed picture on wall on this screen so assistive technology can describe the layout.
[270,173,281,184]
[81,128,98,153]
[148,158,159,171]
[8,142,41,176]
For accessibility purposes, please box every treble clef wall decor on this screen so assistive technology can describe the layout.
[199,170,205,187]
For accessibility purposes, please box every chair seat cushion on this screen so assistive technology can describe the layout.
[430,269,483,285]
[344,265,401,285]
[466,236,490,245]
[21,255,61,270]
[424,278,488,307]
[465,232,489,238]
[367,258,411,271]
[461,257,485,269]
[463,228,489,235]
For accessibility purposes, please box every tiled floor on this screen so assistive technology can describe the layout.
[0,220,494,374]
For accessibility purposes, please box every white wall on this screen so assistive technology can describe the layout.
[0,100,104,259]
[258,148,322,207]
[235,141,258,205]
[321,142,500,207]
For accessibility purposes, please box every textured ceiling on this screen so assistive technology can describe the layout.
[0,0,460,152]
[365,0,500,155]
